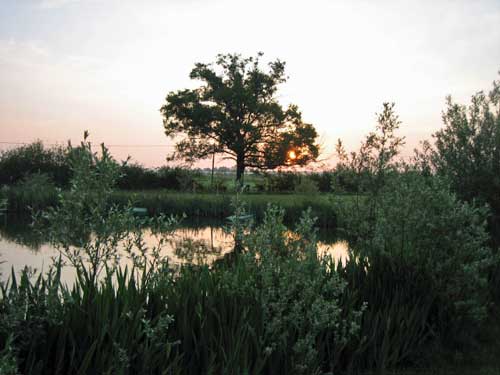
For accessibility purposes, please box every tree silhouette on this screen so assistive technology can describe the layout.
[160,53,319,183]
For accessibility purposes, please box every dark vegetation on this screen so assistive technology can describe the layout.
[0,65,499,374]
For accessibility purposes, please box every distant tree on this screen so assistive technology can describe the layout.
[160,53,319,184]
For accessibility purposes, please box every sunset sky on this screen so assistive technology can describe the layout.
[1,0,499,168]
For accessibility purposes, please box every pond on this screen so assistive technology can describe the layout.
[0,215,348,284]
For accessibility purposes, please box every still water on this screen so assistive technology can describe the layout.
[0,216,348,283]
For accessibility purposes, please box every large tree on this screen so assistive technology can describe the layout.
[160,53,319,183]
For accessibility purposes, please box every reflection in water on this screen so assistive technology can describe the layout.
[0,216,348,284]
[0,215,46,251]
[318,240,349,265]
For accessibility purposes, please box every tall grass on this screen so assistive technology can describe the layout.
[1,264,182,375]
[0,174,59,213]
[110,191,339,228]
[1,186,340,228]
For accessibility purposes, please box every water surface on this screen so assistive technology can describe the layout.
[0,216,348,283]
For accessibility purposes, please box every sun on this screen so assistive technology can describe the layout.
[288,150,297,160]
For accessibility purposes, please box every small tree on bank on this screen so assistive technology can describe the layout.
[160,53,319,184]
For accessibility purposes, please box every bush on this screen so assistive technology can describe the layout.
[1,173,59,213]
[309,172,334,192]
[263,172,300,192]
[430,77,500,215]
[0,141,71,187]
[339,174,494,363]
[376,175,491,339]
[294,176,319,194]
[117,164,199,191]
[117,163,160,190]
[243,206,365,373]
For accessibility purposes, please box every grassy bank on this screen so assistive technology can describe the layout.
[1,186,342,228]
[110,191,340,228]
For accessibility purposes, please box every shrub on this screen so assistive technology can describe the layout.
[430,76,500,215]
[0,141,71,187]
[117,162,160,190]
[294,176,319,194]
[263,172,300,192]
[245,206,365,373]
[1,173,59,213]
[339,174,494,363]
[309,172,335,192]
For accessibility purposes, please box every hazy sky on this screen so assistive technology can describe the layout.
[1,0,499,167]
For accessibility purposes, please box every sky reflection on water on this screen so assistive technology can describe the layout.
[0,218,348,284]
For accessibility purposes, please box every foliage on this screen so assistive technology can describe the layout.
[161,53,319,182]
[334,101,494,363]
[0,128,495,374]
[338,249,438,371]
[38,133,181,284]
[308,172,335,193]
[260,171,300,192]
[294,176,319,194]
[0,134,183,374]
[0,141,71,187]
[349,174,491,340]
[0,264,183,375]
[419,74,500,215]
[117,162,161,190]
[0,198,7,217]
[0,173,59,213]
[117,164,198,191]
[334,102,405,194]
[244,205,365,374]
[109,190,338,228]
[0,335,18,375]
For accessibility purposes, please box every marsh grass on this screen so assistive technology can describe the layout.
[0,174,59,214]
[1,187,341,228]
[109,191,340,228]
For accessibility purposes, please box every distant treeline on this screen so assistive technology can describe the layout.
[0,142,197,191]
[0,141,360,194]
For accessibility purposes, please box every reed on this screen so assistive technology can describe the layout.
[109,191,340,228]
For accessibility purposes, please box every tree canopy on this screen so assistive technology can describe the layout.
[160,53,319,182]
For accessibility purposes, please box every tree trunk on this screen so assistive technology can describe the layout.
[236,156,245,187]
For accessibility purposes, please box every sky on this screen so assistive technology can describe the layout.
[1,0,499,168]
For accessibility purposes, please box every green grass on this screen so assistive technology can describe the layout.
[194,172,264,191]
[109,191,347,228]
[1,183,346,229]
